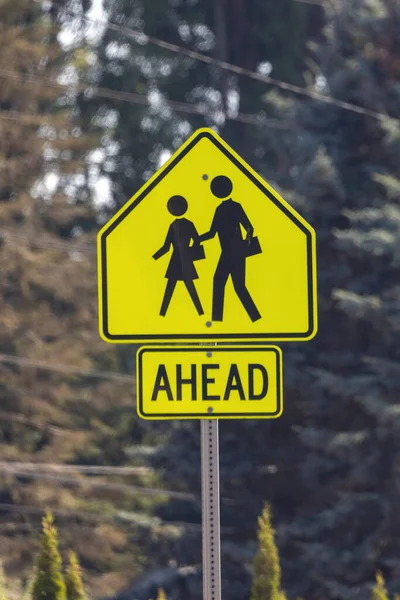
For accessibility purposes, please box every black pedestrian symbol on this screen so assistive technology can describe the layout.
[200,175,262,322]
[153,195,205,317]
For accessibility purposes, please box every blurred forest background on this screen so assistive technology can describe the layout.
[0,0,399,599]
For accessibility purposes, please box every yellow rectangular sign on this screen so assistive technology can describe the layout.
[137,346,282,419]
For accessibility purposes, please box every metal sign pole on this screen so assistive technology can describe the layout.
[201,419,222,600]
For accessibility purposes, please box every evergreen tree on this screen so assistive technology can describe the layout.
[0,0,105,522]
[65,552,85,600]
[0,0,95,229]
[32,512,66,600]
[148,588,167,600]
[372,573,389,600]
[259,1,400,597]
[74,0,320,213]
[251,504,285,600]
[0,0,56,207]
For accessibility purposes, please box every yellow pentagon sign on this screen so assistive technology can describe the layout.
[98,128,317,342]
[137,346,283,420]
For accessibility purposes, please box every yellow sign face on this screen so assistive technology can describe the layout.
[98,128,317,343]
[137,346,282,420]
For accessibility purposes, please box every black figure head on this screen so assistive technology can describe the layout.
[167,195,188,216]
[210,175,233,199]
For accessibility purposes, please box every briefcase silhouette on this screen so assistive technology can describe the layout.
[244,236,262,257]
[190,244,206,261]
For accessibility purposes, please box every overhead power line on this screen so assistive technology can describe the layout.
[0,70,286,130]
[292,0,328,5]
[0,503,111,523]
[1,467,195,501]
[0,411,67,435]
[0,503,207,531]
[0,462,151,476]
[6,0,399,128]
[0,352,134,382]
[50,1,398,124]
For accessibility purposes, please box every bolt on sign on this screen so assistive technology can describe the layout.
[97,127,317,344]
[137,346,283,420]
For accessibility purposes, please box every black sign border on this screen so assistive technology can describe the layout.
[137,346,282,419]
[100,130,316,341]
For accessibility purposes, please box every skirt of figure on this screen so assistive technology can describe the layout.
[165,251,199,280]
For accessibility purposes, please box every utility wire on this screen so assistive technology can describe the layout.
[2,472,243,511]
[0,352,134,383]
[0,412,67,435]
[0,503,206,531]
[4,0,397,129]
[0,70,287,129]
[292,0,328,5]
[0,503,110,523]
[0,462,151,476]
[47,2,398,124]
[2,467,196,501]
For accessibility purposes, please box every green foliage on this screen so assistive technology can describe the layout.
[156,589,166,600]
[32,513,66,600]
[372,573,389,600]
[148,588,167,600]
[0,562,8,600]
[65,552,85,600]
[251,504,285,600]
[22,574,35,600]
[79,0,318,211]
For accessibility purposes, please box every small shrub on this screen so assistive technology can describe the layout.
[32,512,66,600]
[65,552,85,600]
[251,504,285,600]
[372,573,389,600]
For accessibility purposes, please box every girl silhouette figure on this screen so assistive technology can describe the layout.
[153,195,204,317]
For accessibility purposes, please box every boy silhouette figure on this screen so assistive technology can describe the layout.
[200,175,261,322]
[153,195,204,317]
